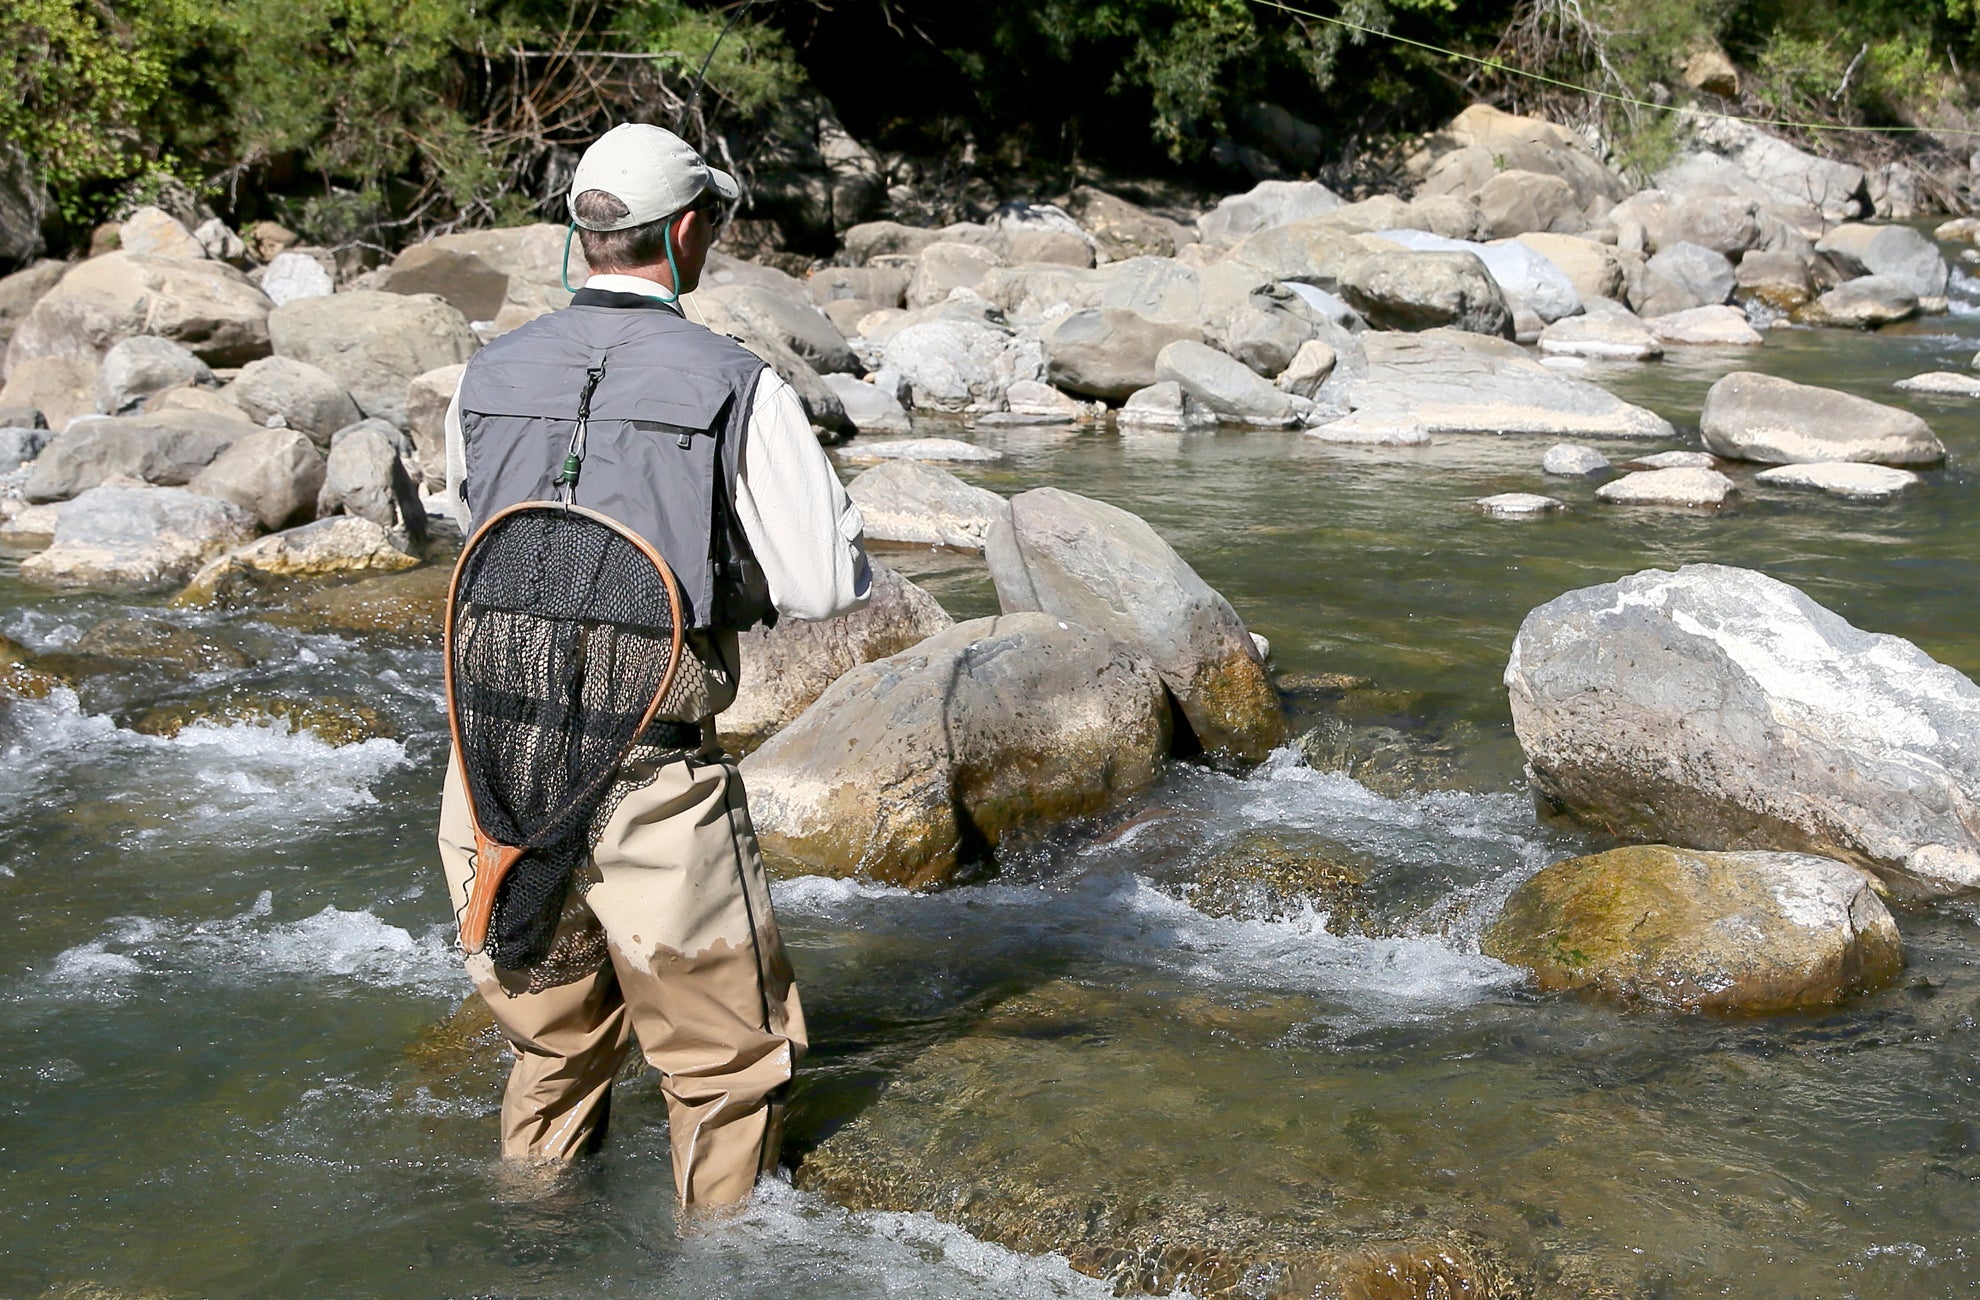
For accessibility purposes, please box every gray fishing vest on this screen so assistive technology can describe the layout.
[455,291,775,632]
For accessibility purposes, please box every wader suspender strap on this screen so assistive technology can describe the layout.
[555,361,607,505]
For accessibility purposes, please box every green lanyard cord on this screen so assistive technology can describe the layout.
[561,222,684,302]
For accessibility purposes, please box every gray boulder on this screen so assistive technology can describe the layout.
[1683,115,1868,223]
[118,207,205,259]
[1646,305,1764,346]
[93,336,213,415]
[1274,339,1337,398]
[1754,462,1920,501]
[1406,105,1632,215]
[6,253,273,372]
[820,372,911,433]
[188,426,327,529]
[1537,307,1662,360]
[1370,230,1581,322]
[846,460,1009,550]
[1637,242,1735,314]
[0,260,66,356]
[1797,276,1918,329]
[1324,330,1673,439]
[20,483,257,590]
[1542,443,1609,477]
[1154,340,1301,426]
[723,558,954,744]
[1472,169,1581,238]
[317,422,427,543]
[376,244,509,323]
[905,241,1007,309]
[1700,372,1943,466]
[259,252,335,307]
[0,355,93,433]
[1814,223,1948,299]
[1115,381,1217,432]
[1335,247,1515,336]
[694,282,858,375]
[268,290,479,426]
[741,613,1171,886]
[1734,250,1815,311]
[25,410,251,501]
[1606,188,1765,256]
[807,265,910,310]
[879,318,1044,413]
[1197,180,1342,247]
[1064,186,1190,262]
[1483,846,1902,1014]
[1507,563,1980,897]
[176,515,417,605]
[1512,233,1628,302]
[1043,307,1201,400]
[986,486,1285,761]
[226,355,363,447]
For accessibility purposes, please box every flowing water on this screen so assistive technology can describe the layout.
[7,284,1980,1296]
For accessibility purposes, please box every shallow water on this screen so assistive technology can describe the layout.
[6,300,1980,1296]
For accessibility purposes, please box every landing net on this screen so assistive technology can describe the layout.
[445,503,689,970]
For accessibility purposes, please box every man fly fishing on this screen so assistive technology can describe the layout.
[435,122,870,1209]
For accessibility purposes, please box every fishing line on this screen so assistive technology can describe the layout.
[1248,0,1980,138]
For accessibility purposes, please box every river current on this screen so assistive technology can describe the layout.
[5,272,1980,1296]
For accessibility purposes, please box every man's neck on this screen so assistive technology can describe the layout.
[583,271,683,300]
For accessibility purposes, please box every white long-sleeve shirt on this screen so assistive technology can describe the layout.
[442,274,870,622]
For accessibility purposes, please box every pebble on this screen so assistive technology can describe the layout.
[1753,462,1920,500]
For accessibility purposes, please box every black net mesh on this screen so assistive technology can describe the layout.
[448,505,690,971]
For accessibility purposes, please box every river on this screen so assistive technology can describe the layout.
[3,275,1980,1296]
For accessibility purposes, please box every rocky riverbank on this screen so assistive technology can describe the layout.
[5,98,1980,1297]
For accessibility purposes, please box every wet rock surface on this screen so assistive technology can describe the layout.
[845,459,1007,550]
[742,614,1171,887]
[986,486,1284,761]
[1699,371,1943,466]
[1483,846,1903,1014]
[1507,563,1980,897]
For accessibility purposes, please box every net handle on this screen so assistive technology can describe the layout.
[442,500,690,955]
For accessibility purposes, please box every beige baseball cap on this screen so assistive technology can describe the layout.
[567,124,740,230]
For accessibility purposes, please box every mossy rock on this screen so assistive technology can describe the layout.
[1186,829,1370,928]
[1482,845,1904,1015]
[0,633,73,699]
[73,617,250,672]
[273,563,449,639]
[128,692,397,746]
[1295,716,1480,797]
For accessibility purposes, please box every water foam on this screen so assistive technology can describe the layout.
[43,890,465,1001]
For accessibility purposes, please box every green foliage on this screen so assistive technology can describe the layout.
[617,0,800,117]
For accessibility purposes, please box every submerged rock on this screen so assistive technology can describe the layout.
[73,617,248,672]
[1754,462,1920,501]
[742,614,1170,887]
[986,487,1285,761]
[1115,380,1216,431]
[1700,372,1943,466]
[1477,492,1564,517]
[129,691,395,746]
[1796,276,1918,328]
[845,460,1008,550]
[1894,371,1980,398]
[722,559,953,745]
[274,563,449,638]
[1506,563,1980,897]
[1483,846,1903,1014]
[1542,443,1609,477]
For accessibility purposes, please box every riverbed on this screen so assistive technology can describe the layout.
[4,289,1980,1296]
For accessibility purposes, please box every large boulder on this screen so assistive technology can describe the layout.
[187,426,327,530]
[1370,230,1581,322]
[1063,186,1190,262]
[20,483,257,591]
[258,252,335,307]
[6,253,273,372]
[1043,307,1202,400]
[376,245,509,323]
[1699,372,1943,466]
[25,410,251,501]
[845,460,1009,549]
[1605,188,1765,257]
[1796,276,1918,329]
[1334,246,1515,336]
[268,290,479,426]
[986,486,1284,761]
[1511,233,1627,302]
[1733,250,1815,311]
[1647,304,1763,346]
[176,515,418,606]
[1154,340,1302,426]
[403,363,466,487]
[1814,223,1948,299]
[1636,242,1735,315]
[819,372,911,434]
[118,207,206,260]
[1537,306,1662,360]
[741,614,1172,886]
[1682,115,1868,224]
[879,318,1044,413]
[0,260,66,356]
[1471,169,1582,238]
[722,558,954,744]
[1482,846,1903,1014]
[1407,105,1632,215]
[693,282,858,375]
[318,422,426,543]
[421,223,586,334]
[0,356,93,433]
[93,336,213,415]
[1196,180,1342,247]
[1506,563,1980,897]
[227,355,362,447]
[905,240,1007,309]
[1320,330,1673,439]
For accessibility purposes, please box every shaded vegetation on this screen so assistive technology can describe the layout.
[7,0,1980,251]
